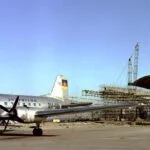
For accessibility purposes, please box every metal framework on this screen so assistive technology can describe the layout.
[128,56,133,84]
[133,43,139,82]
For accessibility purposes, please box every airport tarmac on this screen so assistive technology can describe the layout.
[0,122,150,150]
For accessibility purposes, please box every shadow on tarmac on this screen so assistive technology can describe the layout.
[0,131,59,140]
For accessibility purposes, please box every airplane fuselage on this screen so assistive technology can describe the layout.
[0,94,63,110]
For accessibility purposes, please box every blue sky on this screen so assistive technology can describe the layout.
[0,0,150,96]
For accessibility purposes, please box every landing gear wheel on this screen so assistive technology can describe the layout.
[33,128,43,136]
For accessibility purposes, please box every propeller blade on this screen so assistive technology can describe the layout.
[15,116,24,123]
[0,96,24,133]
[9,115,24,123]
[3,120,9,132]
[0,105,9,112]
[10,96,19,112]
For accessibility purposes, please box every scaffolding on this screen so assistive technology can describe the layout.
[82,86,150,104]
[80,43,150,121]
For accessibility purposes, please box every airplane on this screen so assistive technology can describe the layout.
[0,75,92,111]
[0,75,136,136]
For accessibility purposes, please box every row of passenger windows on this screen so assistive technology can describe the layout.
[4,102,41,107]
[8,98,37,102]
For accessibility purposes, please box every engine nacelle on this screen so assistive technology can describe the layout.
[17,108,36,123]
[17,108,46,123]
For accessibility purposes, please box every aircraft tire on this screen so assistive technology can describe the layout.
[33,128,43,136]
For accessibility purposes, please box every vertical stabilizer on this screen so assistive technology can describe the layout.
[50,75,69,102]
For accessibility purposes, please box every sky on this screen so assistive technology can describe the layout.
[0,0,150,96]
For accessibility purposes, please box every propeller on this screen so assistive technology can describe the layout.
[0,96,24,133]
[10,96,19,112]
[0,105,9,113]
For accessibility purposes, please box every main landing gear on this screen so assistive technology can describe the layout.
[33,123,43,136]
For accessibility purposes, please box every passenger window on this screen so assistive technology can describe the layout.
[28,103,31,106]
[4,102,7,106]
[39,103,41,106]
[33,103,36,106]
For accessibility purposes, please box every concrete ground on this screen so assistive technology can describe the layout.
[0,122,150,150]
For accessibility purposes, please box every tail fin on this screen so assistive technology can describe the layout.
[50,75,69,102]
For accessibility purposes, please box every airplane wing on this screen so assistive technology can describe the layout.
[35,103,136,117]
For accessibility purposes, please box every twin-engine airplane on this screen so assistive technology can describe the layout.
[0,75,135,136]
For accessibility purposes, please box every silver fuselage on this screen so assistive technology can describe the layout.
[0,94,63,111]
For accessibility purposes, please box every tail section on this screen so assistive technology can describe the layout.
[50,75,69,102]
